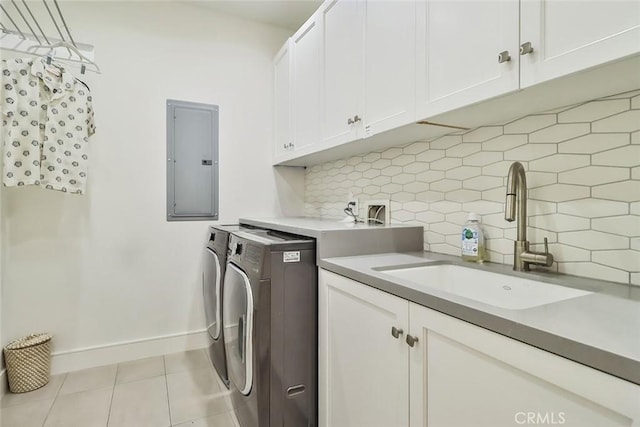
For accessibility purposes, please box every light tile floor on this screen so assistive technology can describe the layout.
[0,349,239,427]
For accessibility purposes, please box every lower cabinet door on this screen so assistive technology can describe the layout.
[409,303,640,427]
[319,269,409,427]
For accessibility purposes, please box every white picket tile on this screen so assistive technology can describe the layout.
[558,99,629,123]
[529,123,590,143]
[529,184,590,202]
[592,145,640,167]
[592,250,640,272]
[504,114,556,134]
[529,154,590,173]
[446,143,482,158]
[482,135,528,151]
[592,180,640,202]
[558,133,629,154]
[559,166,629,186]
[558,199,628,218]
[592,110,640,132]
[462,126,503,142]
[504,144,557,161]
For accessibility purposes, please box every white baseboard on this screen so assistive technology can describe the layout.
[0,368,7,401]
[50,329,211,375]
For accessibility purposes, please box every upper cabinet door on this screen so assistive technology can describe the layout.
[321,0,364,147]
[520,0,640,88]
[274,39,292,159]
[363,0,416,138]
[416,0,520,119]
[291,12,322,151]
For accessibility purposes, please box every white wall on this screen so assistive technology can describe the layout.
[1,1,303,372]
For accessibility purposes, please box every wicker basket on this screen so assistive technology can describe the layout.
[4,333,52,393]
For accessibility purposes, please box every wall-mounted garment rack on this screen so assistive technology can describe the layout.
[0,0,100,74]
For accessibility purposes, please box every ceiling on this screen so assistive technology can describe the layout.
[191,0,322,31]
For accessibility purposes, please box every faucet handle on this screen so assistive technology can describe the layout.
[525,237,554,267]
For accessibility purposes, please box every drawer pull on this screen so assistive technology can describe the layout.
[391,326,403,339]
[406,334,418,347]
[498,50,511,63]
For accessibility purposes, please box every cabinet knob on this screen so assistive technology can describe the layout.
[406,334,418,347]
[497,50,511,63]
[347,117,354,125]
[353,115,361,123]
[391,326,403,339]
[520,42,534,55]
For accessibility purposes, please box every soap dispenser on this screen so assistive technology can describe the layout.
[461,212,485,263]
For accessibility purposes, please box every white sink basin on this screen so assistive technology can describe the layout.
[380,264,592,310]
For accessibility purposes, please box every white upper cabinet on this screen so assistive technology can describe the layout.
[273,39,292,159]
[274,0,640,166]
[321,0,364,147]
[520,0,640,88]
[363,0,416,138]
[416,0,520,119]
[321,0,416,146]
[416,0,640,119]
[291,12,322,152]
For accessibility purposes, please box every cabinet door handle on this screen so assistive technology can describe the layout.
[353,115,361,123]
[520,42,534,55]
[347,117,354,125]
[391,326,403,339]
[406,334,418,347]
[497,50,511,63]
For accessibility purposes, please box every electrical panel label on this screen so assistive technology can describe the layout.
[283,251,301,263]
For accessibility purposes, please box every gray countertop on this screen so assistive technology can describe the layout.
[240,217,424,258]
[320,252,640,386]
[240,216,419,238]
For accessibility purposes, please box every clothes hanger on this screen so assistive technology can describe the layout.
[26,40,101,75]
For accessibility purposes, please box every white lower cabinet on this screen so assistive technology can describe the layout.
[319,268,409,427]
[319,269,640,427]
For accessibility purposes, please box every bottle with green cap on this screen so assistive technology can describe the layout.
[461,212,485,263]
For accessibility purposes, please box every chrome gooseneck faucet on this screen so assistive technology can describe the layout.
[505,161,554,271]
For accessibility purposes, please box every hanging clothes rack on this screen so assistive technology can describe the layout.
[0,0,100,74]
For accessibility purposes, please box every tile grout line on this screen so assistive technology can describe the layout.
[40,372,67,427]
[105,364,119,427]
[164,355,173,427]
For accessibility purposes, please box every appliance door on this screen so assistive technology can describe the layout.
[203,248,222,340]
[222,262,254,396]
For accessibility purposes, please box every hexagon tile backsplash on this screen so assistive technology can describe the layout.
[305,89,640,286]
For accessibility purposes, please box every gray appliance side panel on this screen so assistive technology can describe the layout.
[256,277,271,427]
[318,226,424,259]
[270,247,317,427]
